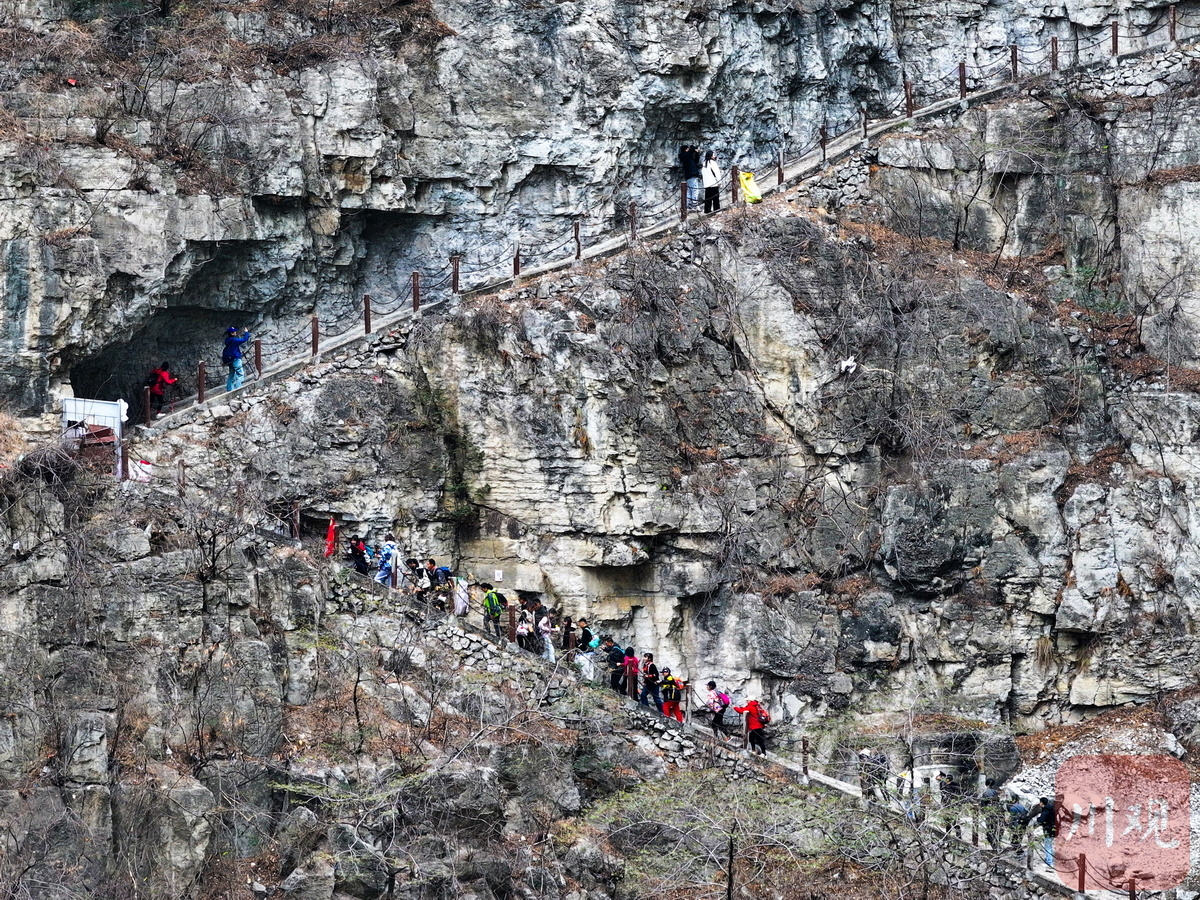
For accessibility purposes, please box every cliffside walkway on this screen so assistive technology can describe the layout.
[338,572,1129,900]
[143,8,1200,435]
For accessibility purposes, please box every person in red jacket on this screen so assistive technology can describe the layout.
[734,699,769,755]
[622,647,640,699]
[147,362,177,415]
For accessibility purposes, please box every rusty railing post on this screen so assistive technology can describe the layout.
[1111,21,1118,56]
[959,61,967,98]
[1127,877,1135,900]
[197,360,206,404]
[679,181,688,221]
[861,106,868,139]
[411,271,421,312]
[777,149,784,185]
[1051,36,1059,71]
[1010,43,1018,80]
[1171,4,1178,43]
[310,315,319,357]
[628,201,638,242]
[1078,852,1086,892]
[290,501,300,540]
[144,386,153,425]
[507,607,516,642]
[820,122,828,161]
[731,165,740,205]
[177,459,186,499]
[904,80,914,117]
[120,443,129,481]
[573,220,582,260]
[363,293,372,334]
[512,245,521,278]
[450,255,460,294]
[253,340,261,379]
[802,736,809,776]
[390,560,398,589]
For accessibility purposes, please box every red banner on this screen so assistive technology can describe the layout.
[323,518,336,557]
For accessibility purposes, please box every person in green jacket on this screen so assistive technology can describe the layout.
[481,582,504,638]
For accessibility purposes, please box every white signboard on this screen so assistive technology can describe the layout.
[61,398,127,439]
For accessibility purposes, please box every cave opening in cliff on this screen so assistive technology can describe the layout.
[70,304,251,409]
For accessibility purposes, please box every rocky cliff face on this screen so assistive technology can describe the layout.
[5,0,1200,896]
[1,0,1186,411]
[127,168,1198,739]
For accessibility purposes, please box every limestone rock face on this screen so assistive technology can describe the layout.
[5,2,1200,897]
[123,187,1198,738]
[0,0,1177,413]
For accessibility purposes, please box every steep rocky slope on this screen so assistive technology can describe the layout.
[0,457,1010,900]
[128,183,1195,735]
[4,0,1200,895]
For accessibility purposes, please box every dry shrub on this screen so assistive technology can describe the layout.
[1054,443,1125,505]
[41,225,91,247]
[1147,163,1200,185]
[963,428,1051,465]
[0,108,25,140]
[762,572,823,597]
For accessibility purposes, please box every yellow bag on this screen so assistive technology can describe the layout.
[739,170,763,203]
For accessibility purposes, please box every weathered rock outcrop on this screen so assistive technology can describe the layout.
[123,188,1193,737]
[6,0,1200,896]
[1,0,1187,412]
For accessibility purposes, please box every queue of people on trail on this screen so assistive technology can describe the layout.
[348,534,461,609]
[859,751,1061,861]
[341,537,773,754]
[595,637,771,754]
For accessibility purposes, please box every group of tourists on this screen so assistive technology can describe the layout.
[341,538,772,754]
[589,639,770,752]
[350,535,459,607]
[859,752,1061,863]
[678,145,724,214]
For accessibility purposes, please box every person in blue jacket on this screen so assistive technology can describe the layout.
[222,326,252,392]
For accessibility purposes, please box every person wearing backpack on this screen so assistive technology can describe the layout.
[222,327,252,392]
[603,638,625,693]
[734,699,769,755]
[622,647,640,700]
[704,681,731,737]
[424,558,451,610]
[480,583,505,638]
[660,669,685,722]
[145,362,177,417]
[639,653,662,712]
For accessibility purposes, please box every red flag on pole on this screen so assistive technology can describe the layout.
[323,518,336,557]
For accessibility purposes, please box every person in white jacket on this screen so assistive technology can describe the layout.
[702,151,722,214]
